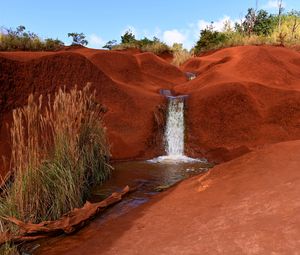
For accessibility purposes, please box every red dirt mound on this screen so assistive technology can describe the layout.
[36,140,300,255]
[175,45,300,162]
[0,48,186,176]
[2,45,300,169]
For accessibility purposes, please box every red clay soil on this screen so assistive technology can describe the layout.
[2,45,300,170]
[175,45,300,162]
[0,48,186,176]
[36,140,300,255]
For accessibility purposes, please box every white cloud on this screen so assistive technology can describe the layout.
[162,29,186,46]
[261,0,286,10]
[89,34,105,48]
[197,16,239,32]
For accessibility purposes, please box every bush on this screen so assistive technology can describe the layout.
[0,84,111,226]
[68,32,88,46]
[171,43,193,66]
[121,30,136,44]
[141,40,171,54]
[253,10,276,36]
[104,33,172,55]
[192,8,300,54]
[194,24,228,54]
[0,25,64,51]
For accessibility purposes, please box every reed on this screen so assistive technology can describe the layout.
[171,50,193,67]
[0,84,111,226]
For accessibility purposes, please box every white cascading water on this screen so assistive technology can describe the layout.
[165,97,185,156]
[149,95,201,163]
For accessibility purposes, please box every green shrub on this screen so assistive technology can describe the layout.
[67,32,88,46]
[194,24,228,54]
[104,32,172,54]
[121,30,136,44]
[192,8,300,54]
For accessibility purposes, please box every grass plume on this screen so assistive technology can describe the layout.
[0,84,111,227]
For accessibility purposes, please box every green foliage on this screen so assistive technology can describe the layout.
[103,39,117,50]
[107,32,171,54]
[193,7,300,53]
[0,25,64,51]
[121,30,136,44]
[68,32,88,46]
[254,10,276,36]
[194,23,228,54]
[243,8,257,36]
[44,38,65,50]
[241,9,276,36]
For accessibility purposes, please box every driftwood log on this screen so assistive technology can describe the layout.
[0,185,130,245]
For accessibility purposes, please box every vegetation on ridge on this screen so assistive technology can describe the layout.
[103,30,172,54]
[193,6,300,54]
[0,25,64,51]
[68,32,88,46]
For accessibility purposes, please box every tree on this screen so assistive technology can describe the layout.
[194,23,227,54]
[223,20,233,33]
[277,0,284,32]
[103,40,117,50]
[121,30,136,44]
[243,8,257,36]
[68,32,88,46]
[253,10,275,36]
[288,10,300,39]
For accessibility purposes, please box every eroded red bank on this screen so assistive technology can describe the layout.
[37,140,300,255]
[1,45,300,253]
[2,45,300,173]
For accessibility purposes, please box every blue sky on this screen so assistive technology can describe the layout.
[1,0,300,49]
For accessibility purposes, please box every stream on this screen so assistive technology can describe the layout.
[26,89,213,254]
[29,159,212,254]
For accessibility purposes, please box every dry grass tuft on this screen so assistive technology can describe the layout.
[0,84,111,228]
[171,50,193,67]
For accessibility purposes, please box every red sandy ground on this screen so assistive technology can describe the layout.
[0,47,186,176]
[2,45,300,170]
[37,140,300,255]
[2,45,300,253]
[175,45,300,162]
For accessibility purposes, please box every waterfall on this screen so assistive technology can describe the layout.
[165,96,185,156]
[148,90,205,163]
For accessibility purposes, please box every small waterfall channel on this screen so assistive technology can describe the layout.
[31,90,211,255]
[165,95,186,156]
[150,90,202,163]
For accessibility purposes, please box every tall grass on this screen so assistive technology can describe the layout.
[0,84,111,225]
[112,41,171,54]
[140,41,171,54]
[0,26,64,51]
[0,34,64,51]
[171,50,193,67]
[0,243,18,255]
